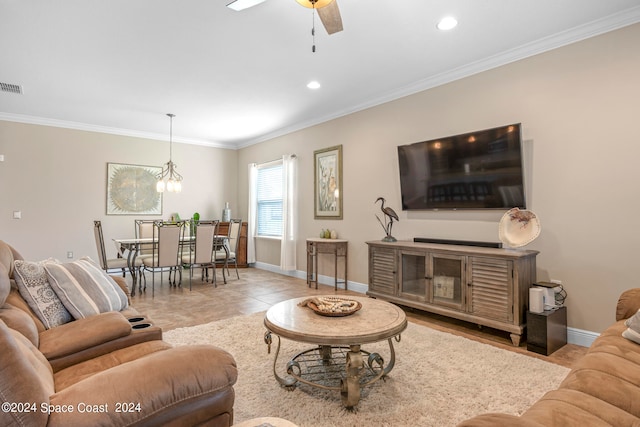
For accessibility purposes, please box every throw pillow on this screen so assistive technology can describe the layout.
[622,309,640,344]
[44,257,128,319]
[13,259,73,329]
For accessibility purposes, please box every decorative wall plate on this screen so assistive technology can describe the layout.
[498,208,541,248]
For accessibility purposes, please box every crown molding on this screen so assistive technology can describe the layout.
[0,112,234,149]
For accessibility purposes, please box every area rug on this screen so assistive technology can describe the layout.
[164,311,569,427]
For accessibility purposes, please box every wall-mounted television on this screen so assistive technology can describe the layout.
[397,123,525,210]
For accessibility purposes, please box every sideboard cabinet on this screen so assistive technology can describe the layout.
[367,241,538,346]
[218,221,248,268]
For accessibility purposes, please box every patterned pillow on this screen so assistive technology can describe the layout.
[44,257,128,319]
[13,259,73,329]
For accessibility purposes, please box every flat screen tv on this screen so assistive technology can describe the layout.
[397,123,525,210]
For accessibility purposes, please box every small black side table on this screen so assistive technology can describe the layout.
[527,306,567,355]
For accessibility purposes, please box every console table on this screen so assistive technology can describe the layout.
[367,240,538,346]
[306,238,348,290]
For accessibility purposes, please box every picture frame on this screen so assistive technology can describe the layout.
[314,145,343,219]
[106,163,163,215]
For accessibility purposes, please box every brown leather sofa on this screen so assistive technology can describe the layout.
[0,240,238,426]
[0,240,163,371]
[458,289,640,426]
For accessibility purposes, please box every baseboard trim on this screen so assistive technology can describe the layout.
[252,262,598,348]
[567,327,598,347]
[252,262,368,294]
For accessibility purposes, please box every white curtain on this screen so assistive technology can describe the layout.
[280,154,297,271]
[247,163,258,264]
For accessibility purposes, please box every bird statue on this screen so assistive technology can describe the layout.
[375,197,399,242]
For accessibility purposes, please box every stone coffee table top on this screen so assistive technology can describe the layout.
[264,295,407,345]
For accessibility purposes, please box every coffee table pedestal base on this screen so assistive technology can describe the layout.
[264,332,399,408]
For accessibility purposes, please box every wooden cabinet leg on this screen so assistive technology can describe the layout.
[510,333,521,347]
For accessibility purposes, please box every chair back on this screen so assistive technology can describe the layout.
[227,219,242,255]
[135,219,155,255]
[152,220,184,268]
[193,220,219,264]
[93,220,108,270]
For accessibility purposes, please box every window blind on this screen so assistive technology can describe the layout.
[256,163,283,237]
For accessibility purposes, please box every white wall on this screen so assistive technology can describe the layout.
[237,23,640,334]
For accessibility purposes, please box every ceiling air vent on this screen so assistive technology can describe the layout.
[0,82,23,94]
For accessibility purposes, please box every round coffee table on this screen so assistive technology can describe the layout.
[264,295,407,408]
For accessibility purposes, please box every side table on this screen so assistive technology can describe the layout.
[527,306,567,355]
[306,238,348,290]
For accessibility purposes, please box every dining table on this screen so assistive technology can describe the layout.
[113,235,229,296]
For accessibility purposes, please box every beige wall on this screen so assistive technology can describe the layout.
[1,23,638,335]
[0,121,237,261]
[237,23,640,334]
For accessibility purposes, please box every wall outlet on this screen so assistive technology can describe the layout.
[67,251,74,259]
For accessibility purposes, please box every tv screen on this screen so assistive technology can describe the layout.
[397,123,525,210]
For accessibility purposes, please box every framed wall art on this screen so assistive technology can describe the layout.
[106,163,163,215]
[314,145,343,219]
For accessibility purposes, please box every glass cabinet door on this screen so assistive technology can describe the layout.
[399,252,428,302]
[430,254,465,311]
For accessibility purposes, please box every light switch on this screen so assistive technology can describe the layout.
[0,154,5,162]
[13,211,21,219]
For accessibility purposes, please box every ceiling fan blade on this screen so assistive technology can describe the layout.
[317,0,343,35]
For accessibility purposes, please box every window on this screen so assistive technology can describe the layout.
[256,162,283,237]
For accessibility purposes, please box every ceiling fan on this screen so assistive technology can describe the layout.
[227,0,343,35]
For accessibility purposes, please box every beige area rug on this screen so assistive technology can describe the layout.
[164,311,569,427]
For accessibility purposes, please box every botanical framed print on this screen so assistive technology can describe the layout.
[106,163,162,215]
[314,145,343,219]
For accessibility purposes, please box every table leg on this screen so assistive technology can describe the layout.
[334,250,338,290]
[344,251,348,291]
[125,246,138,297]
[313,249,318,289]
[264,332,297,389]
[306,245,313,286]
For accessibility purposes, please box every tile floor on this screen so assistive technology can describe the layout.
[129,267,587,368]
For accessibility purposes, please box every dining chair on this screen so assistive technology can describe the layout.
[135,219,156,263]
[141,220,185,296]
[215,219,242,280]
[93,220,142,285]
[181,220,219,290]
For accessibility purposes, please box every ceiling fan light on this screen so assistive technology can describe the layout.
[226,0,267,12]
[295,0,334,9]
[437,16,458,31]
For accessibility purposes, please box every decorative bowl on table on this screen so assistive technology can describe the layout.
[298,296,362,317]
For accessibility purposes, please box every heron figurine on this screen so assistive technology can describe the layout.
[375,197,399,242]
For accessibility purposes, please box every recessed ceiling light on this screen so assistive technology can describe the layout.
[437,16,458,31]
[307,80,321,89]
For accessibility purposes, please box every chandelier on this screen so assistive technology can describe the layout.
[156,113,183,193]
